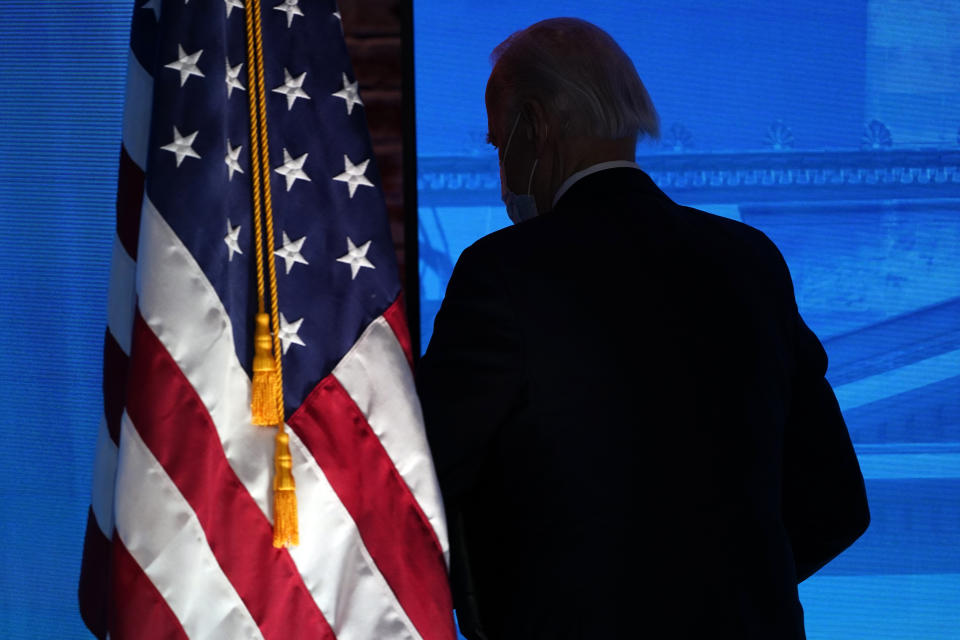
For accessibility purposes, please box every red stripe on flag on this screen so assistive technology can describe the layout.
[289,376,456,640]
[382,295,415,367]
[116,145,143,260]
[102,328,127,445]
[78,507,111,640]
[110,535,189,640]
[125,313,335,640]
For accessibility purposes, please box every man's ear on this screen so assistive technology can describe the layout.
[520,99,550,154]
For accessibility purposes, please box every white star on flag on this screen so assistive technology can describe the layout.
[273,68,310,110]
[224,0,243,17]
[161,126,201,167]
[275,148,311,191]
[333,155,374,198]
[225,59,245,98]
[274,231,309,274]
[224,140,243,180]
[332,73,363,115]
[224,220,243,261]
[278,313,306,354]
[274,0,304,27]
[336,237,376,279]
[165,44,205,87]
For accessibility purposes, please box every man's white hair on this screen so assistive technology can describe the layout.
[489,18,659,141]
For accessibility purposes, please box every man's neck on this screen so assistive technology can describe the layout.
[561,135,637,177]
[544,135,637,209]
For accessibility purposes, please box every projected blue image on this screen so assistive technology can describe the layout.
[415,1,960,637]
[0,3,132,638]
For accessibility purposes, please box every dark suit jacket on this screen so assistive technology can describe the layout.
[417,167,869,639]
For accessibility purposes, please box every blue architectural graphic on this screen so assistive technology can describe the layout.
[0,0,957,637]
[416,1,960,637]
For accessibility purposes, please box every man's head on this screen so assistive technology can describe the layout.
[486,18,659,216]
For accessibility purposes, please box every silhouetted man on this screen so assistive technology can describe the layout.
[418,17,869,640]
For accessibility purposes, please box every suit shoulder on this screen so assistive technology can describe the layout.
[677,204,766,245]
[677,205,786,269]
[458,218,535,266]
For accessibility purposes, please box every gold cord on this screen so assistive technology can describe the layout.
[244,0,298,547]
[250,0,286,411]
[243,3,267,310]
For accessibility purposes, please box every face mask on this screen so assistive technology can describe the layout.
[500,113,539,225]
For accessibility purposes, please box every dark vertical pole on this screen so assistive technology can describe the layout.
[400,0,420,361]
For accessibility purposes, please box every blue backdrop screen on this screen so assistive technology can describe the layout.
[414,1,960,637]
[0,1,957,638]
[0,2,130,638]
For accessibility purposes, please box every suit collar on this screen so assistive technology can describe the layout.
[551,161,643,209]
[551,164,670,215]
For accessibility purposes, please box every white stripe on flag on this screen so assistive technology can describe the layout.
[136,196,423,640]
[123,48,153,170]
[115,412,264,640]
[91,415,118,537]
[334,317,450,564]
[136,195,274,518]
[286,429,422,640]
[107,235,137,356]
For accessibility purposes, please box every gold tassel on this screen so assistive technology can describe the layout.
[244,0,299,547]
[251,312,281,425]
[272,429,299,547]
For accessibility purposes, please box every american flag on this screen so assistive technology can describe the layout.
[77,1,455,638]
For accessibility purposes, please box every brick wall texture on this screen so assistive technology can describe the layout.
[340,0,408,291]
